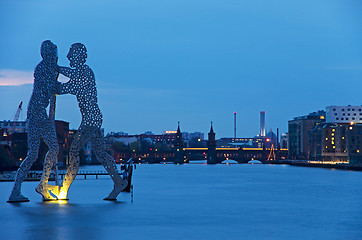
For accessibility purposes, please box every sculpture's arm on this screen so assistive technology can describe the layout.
[55,65,73,78]
[55,65,78,95]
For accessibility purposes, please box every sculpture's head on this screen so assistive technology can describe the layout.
[41,40,58,64]
[67,43,87,68]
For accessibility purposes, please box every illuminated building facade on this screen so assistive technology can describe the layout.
[308,118,362,164]
[321,123,347,162]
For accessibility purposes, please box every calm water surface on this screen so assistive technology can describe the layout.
[1,164,362,240]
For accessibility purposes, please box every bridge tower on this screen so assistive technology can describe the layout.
[207,122,218,164]
[173,122,185,164]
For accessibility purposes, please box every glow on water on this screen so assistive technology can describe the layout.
[1,164,362,240]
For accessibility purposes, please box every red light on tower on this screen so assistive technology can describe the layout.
[266,138,270,142]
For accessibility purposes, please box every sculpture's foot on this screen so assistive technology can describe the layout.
[36,184,57,201]
[103,197,117,201]
[57,186,69,200]
[104,179,128,200]
[8,194,29,203]
[47,184,60,197]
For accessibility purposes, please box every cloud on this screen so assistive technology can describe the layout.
[0,69,33,86]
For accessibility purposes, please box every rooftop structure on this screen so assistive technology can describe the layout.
[326,105,362,124]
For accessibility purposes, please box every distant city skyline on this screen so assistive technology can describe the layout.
[1,0,362,137]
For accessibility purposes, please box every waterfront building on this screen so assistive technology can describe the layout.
[143,131,154,135]
[217,135,274,149]
[84,142,92,164]
[321,123,347,162]
[288,110,326,159]
[105,134,138,146]
[347,124,362,165]
[217,138,253,148]
[280,133,288,149]
[106,131,128,137]
[326,105,362,124]
[182,132,204,141]
[308,120,362,164]
[0,120,71,167]
[252,136,265,148]
[309,123,324,160]
[0,120,26,133]
[54,120,71,167]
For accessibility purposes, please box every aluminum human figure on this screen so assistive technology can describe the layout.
[8,40,60,202]
[55,43,127,200]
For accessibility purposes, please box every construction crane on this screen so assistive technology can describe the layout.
[2,101,22,159]
[9,101,23,134]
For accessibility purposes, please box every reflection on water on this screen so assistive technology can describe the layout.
[1,164,362,240]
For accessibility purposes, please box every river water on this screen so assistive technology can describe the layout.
[1,163,362,240]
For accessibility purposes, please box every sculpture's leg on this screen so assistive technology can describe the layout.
[91,129,127,200]
[35,123,59,200]
[8,126,40,202]
[58,127,88,200]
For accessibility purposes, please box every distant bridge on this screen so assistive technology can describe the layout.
[113,147,288,164]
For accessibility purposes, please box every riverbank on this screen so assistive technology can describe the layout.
[273,160,362,171]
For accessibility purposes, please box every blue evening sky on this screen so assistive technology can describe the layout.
[1,0,362,137]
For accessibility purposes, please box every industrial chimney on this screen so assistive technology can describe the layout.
[234,112,237,138]
[260,111,266,137]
